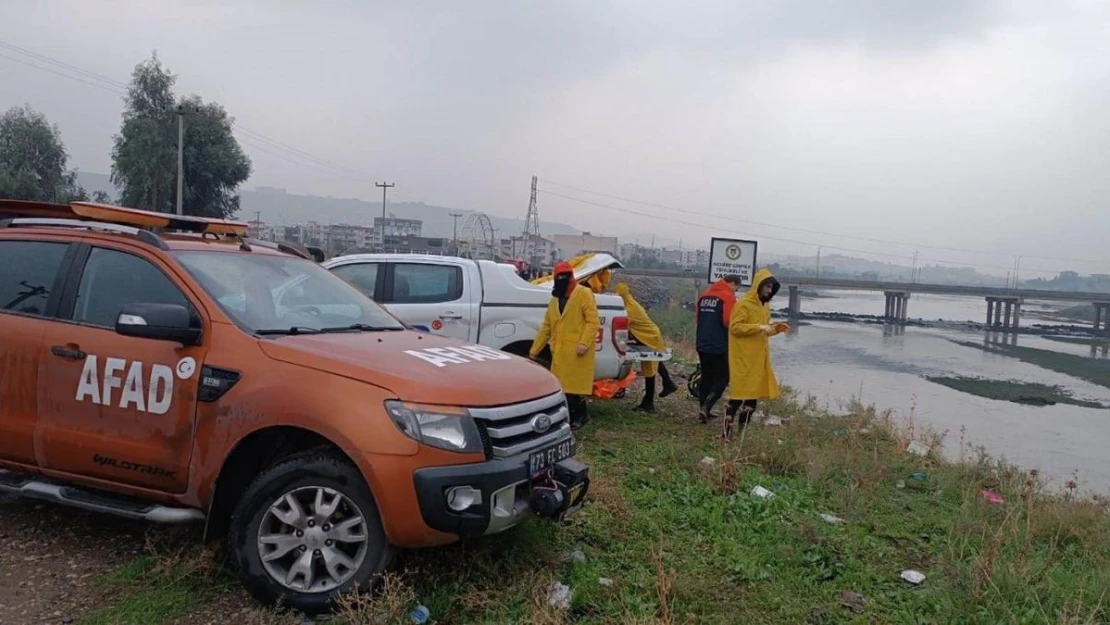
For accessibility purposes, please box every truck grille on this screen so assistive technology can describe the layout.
[470,392,570,459]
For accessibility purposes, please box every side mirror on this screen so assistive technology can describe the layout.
[115,302,203,346]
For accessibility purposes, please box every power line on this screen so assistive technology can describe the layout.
[538,188,1065,276]
[0,39,380,184]
[539,178,1110,269]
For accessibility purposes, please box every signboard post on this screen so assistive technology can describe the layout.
[707,237,758,287]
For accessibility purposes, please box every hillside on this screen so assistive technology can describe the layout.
[75,172,583,240]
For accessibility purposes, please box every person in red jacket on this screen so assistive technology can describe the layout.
[694,275,741,422]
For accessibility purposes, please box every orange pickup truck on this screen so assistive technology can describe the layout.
[0,200,589,613]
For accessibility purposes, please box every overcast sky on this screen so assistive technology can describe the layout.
[3,0,1109,277]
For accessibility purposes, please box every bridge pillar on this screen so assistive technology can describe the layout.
[788,285,801,319]
[884,291,909,324]
[986,296,1021,330]
[1095,303,1110,334]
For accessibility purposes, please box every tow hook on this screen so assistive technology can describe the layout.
[529,458,590,521]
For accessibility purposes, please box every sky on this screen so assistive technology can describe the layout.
[2,0,1109,278]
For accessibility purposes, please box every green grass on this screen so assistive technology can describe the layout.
[81,390,1110,624]
[926,375,1108,409]
[955,340,1110,390]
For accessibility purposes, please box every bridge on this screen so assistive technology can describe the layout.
[615,269,1110,333]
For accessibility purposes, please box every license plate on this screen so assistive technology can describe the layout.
[528,438,576,476]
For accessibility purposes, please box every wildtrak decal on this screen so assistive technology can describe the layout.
[93,454,176,479]
[75,355,196,415]
[404,345,513,368]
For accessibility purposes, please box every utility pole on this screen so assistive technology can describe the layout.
[173,103,196,215]
[375,182,395,221]
[816,246,822,279]
[912,252,919,284]
[449,212,463,255]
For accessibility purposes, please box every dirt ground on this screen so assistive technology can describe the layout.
[0,494,269,625]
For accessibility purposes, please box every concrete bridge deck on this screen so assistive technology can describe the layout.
[615,269,1110,332]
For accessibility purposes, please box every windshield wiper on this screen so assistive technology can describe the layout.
[256,326,321,336]
[317,323,404,333]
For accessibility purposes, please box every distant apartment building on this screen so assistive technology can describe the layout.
[328,223,375,254]
[680,248,710,269]
[246,219,278,242]
[381,235,449,255]
[500,234,558,267]
[552,232,619,259]
[372,217,422,248]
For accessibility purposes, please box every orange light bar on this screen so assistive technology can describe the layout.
[0,199,248,236]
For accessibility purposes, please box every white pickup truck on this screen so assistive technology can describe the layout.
[318,253,634,385]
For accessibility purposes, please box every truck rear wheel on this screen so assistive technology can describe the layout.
[228,451,392,614]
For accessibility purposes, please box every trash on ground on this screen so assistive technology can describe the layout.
[410,605,430,624]
[840,590,865,611]
[751,485,775,499]
[980,489,1005,505]
[908,472,929,481]
[648,468,656,474]
[598,577,615,587]
[907,441,931,456]
[570,549,586,563]
[900,569,926,585]
[820,513,846,525]
[896,480,906,489]
[700,456,716,466]
[549,582,574,609]
[764,416,783,426]
[859,428,871,435]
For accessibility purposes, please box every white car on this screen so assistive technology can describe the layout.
[319,253,635,385]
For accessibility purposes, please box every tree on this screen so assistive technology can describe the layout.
[0,105,87,202]
[111,54,251,218]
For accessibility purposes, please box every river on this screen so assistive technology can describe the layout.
[772,291,1110,493]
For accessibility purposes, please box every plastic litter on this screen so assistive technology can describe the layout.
[700,456,716,466]
[980,489,1004,505]
[820,513,846,525]
[598,577,615,587]
[548,582,574,609]
[908,472,928,481]
[907,441,930,456]
[648,468,656,475]
[896,480,906,489]
[410,605,430,624]
[750,485,775,499]
[570,550,586,564]
[764,416,783,426]
[900,569,926,584]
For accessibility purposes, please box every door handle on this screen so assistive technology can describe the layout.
[438,312,463,320]
[51,345,87,360]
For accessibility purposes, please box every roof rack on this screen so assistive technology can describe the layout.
[0,217,169,250]
[0,200,249,236]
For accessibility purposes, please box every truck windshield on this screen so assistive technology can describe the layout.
[174,250,404,334]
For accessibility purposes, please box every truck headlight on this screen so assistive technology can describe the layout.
[384,401,484,454]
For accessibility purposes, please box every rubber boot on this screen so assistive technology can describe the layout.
[569,395,590,430]
[700,391,722,423]
[658,363,678,398]
[636,376,656,412]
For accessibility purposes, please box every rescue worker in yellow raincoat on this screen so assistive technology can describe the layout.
[530,261,600,430]
[614,283,678,411]
[724,267,789,439]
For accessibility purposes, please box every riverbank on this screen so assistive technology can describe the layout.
[4,386,1108,624]
[954,340,1110,390]
[926,376,1108,409]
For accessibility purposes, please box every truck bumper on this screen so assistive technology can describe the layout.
[412,451,589,538]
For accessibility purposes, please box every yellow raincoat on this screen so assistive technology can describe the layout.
[728,267,783,401]
[530,284,601,396]
[615,283,664,377]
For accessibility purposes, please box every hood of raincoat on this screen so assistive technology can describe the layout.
[702,278,739,302]
[744,267,780,304]
[552,261,578,297]
[583,268,612,294]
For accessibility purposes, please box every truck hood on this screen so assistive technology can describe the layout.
[257,330,562,406]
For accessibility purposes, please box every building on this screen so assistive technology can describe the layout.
[327,223,375,255]
[372,217,422,248]
[680,248,710,269]
[380,235,449,255]
[500,234,558,267]
[245,218,277,242]
[553,232,619,259]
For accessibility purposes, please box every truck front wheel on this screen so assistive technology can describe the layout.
[228,451,392,614]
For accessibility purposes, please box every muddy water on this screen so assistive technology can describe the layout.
[775,292,1110,493]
